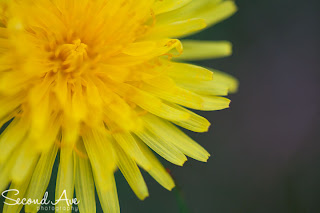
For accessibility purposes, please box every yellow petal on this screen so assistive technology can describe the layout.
[143,114,210,162]
[10,140,39,184]
[135,128,187,166]
[62,118,80,150]
[0,165,10,193]
[0,152,18,192]
[55,148,75,213]
[201,96,231,111]
[3,170,34,213]
[28,76,54,147]
[142,74,177,90]
[0,109,19,130]
[211,69,239,93]
[142,76,230,111]
[122,41,157,56]
[114,142,149,200]
[175,78,229,96]
[74,142,96,213]
[111,130,152,171]
[145,83,231,111]
[165,61,214,81]
[70,81,88,122]
[94,79,141,131]
[141,79,205,110]
[173,68,239,95]
[105,39,183,65]
[33,112,61,152]
[95,174,120,213]
[153,0,192,15]
[145,18,206,39]
[156,0,237,34]
[193,0,237,28]
[0,37,10,49]
[168,103,211,132]
[25,144,59,213]
[0,71,30,95]
[82,128,116,191]
[54,71,69,108]
[0,93,24,119]
[178,40,232,60]
[136,139,175,191]
[113,82,190,121]
[0,117,28,163]
[86,79,104,125]
[0,27,8,38]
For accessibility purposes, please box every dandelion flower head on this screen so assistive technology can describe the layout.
[0,0,238,212]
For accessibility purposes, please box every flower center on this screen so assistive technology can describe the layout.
[53,39,89,73]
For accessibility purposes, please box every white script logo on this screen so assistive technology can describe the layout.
[1,189,80,207]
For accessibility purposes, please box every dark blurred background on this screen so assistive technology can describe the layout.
[1,0,319,212]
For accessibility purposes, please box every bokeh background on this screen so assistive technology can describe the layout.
[1,0,319,212]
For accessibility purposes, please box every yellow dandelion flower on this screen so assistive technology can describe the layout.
[0,0,238,212]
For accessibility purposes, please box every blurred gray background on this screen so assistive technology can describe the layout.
[1,0,319,212]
